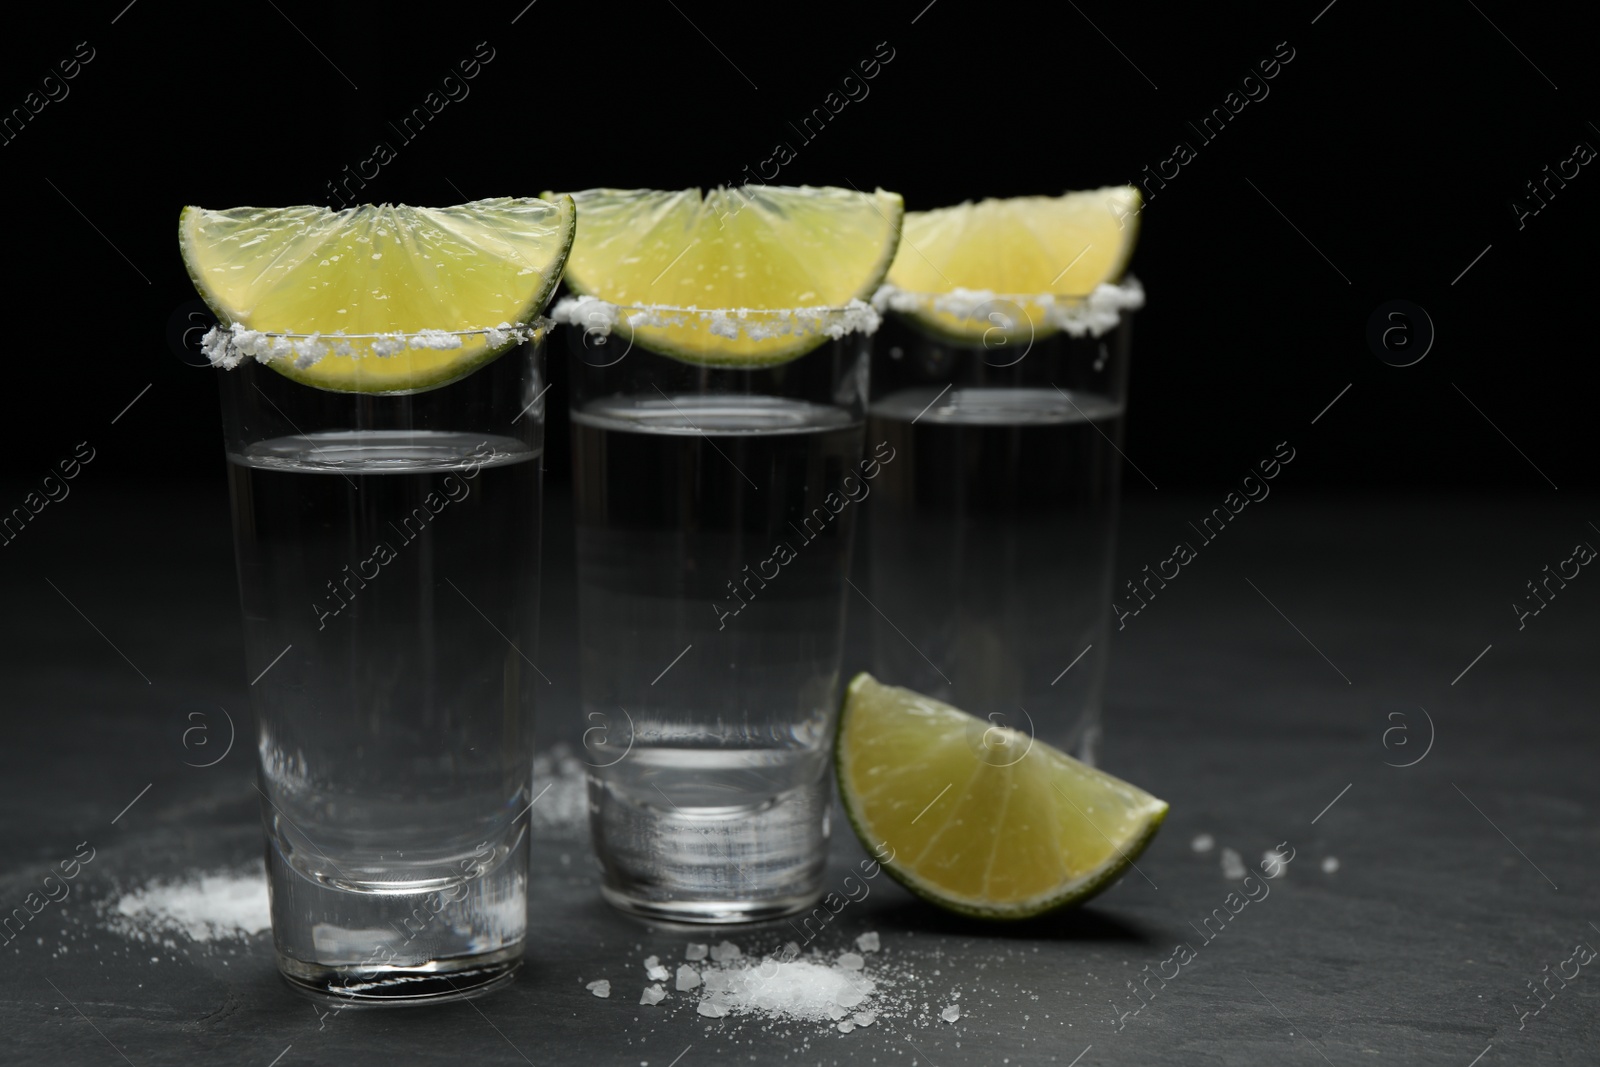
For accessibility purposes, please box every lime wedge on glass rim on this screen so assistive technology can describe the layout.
[883,186,1141,344]
[836,673,1168,919]
[178,197,576,393]
[544,185,902,366]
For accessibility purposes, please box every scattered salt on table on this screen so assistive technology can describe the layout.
[941,1004,961,1022]
[855,932,880,953]
[104,866,270,943]
[586,979,611,998]
[1263,847,1291,878]
[685,943,708,961]
[675,965,701,991]
[643,955,670,981]
[1220,847,1247,880]
[709,940,741,962]
[639,984,666,1006]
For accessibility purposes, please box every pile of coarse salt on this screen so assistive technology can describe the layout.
[630,932,899,1033]
[102,864,271,944]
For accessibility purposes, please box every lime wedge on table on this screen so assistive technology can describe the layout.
[179,197,576,393]
[884,187,1141,343]
[836,673,1167,919]
[545,185,902,366]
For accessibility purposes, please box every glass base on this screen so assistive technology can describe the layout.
[589,773,830,923]
[277,945,522,1005]
[600,885,824,924]
[264,823,528,1004]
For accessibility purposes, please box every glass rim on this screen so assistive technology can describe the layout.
[873,276,1144,307]
[550,295,882,346]
[202,316,553,341]
[872,278,1144,339]
[880,289,1098,305]
[200,317,552,371]
[555,297,874,317]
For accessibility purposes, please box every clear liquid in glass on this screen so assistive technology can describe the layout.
[865,385,1124,761]
[228,429,539,999]
[571,394,863,921]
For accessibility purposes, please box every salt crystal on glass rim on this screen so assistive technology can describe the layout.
[199,321,539,370]
[870,276,1144,338]
[550,296,881,344]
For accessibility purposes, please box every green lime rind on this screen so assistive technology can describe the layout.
[854,798,1167,921]
[835,671,1169,920]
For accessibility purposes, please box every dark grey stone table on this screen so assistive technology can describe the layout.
[4,483,1597,1066]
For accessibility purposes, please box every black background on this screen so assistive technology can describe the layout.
[1,0,1593,494]
[3,8,1599,1064]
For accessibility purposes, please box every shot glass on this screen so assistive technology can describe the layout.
[560,302,876,922]
[216,325,548,1002]
[863,284,1143,764]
